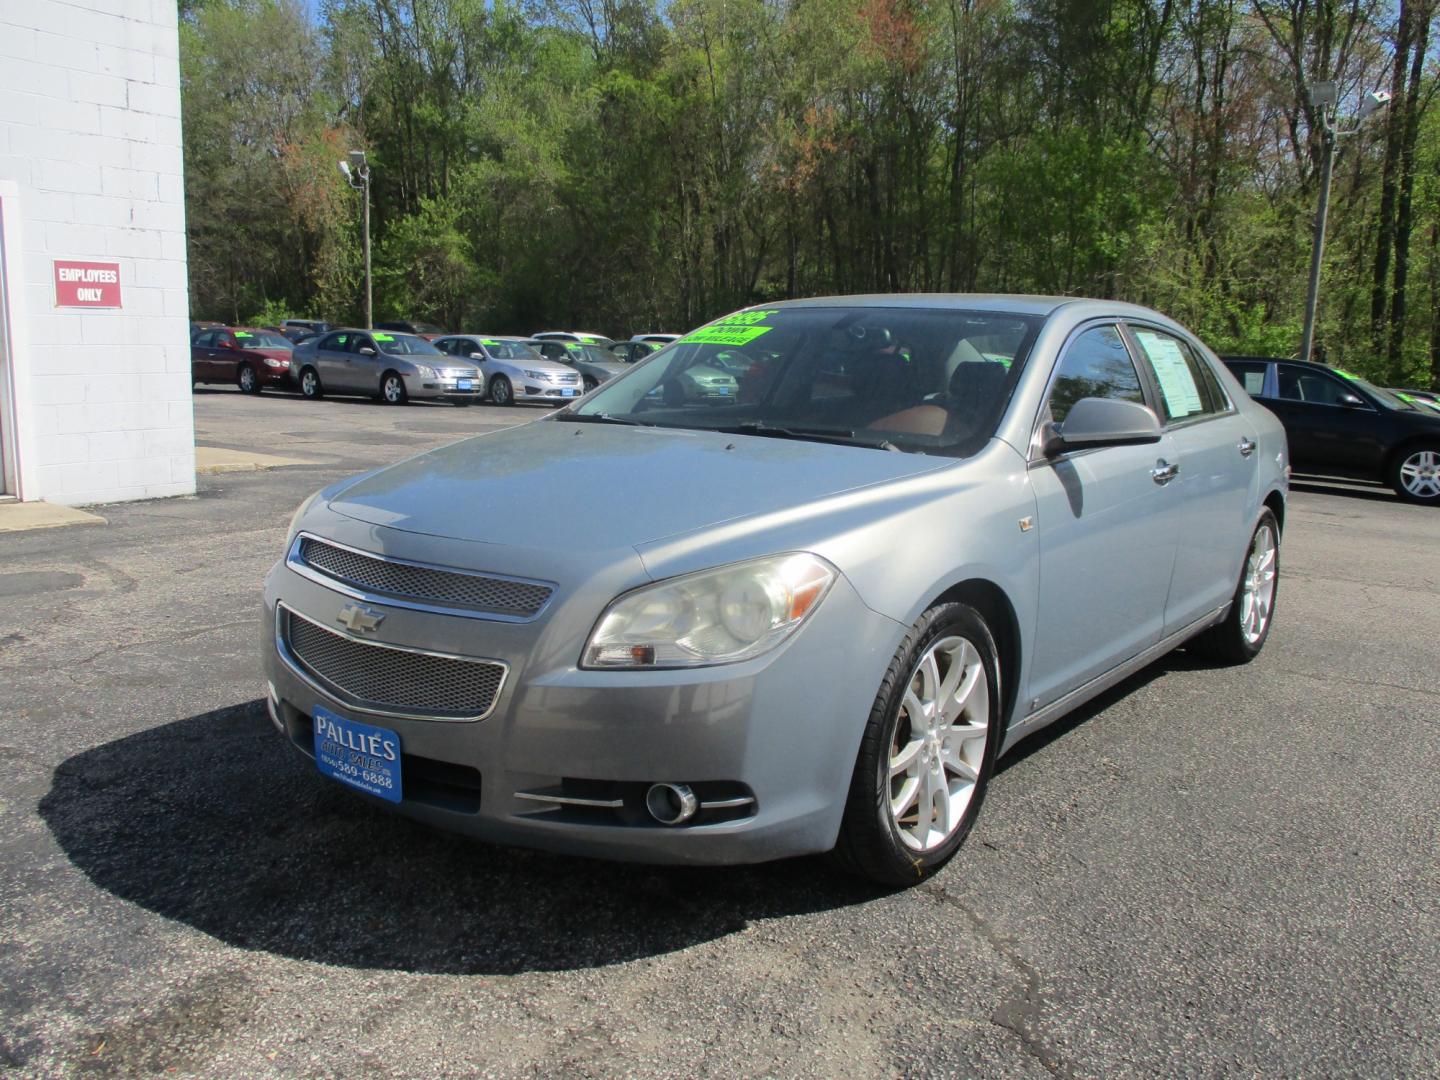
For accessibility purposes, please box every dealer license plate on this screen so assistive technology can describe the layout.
[456,379,473,390]
[312,706,402,803]
[561,388,575,396]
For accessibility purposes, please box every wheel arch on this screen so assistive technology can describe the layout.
[1263,488,1286,535]
[926,577,1022,730]
[1383,436,1440,480]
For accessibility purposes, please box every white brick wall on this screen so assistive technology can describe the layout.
[0,0,192,506]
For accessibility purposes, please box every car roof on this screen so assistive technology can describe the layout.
[744,293,1184,319]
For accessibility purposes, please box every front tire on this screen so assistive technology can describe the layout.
[489,375,514,406]
[583,375,598,393]
[299,366,323,400]
[1189,509,1279,664]
[1390,445,1440,505]
[380,371,408,405]
[832,603,1001,886]
[237,363,260,394]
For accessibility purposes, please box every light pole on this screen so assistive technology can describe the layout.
[1298,83,1390,364]
[338,150,373,330]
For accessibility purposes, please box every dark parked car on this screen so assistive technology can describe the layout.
[191,327,294,393]
[1222,356,1440,504]
[376,320,445,340]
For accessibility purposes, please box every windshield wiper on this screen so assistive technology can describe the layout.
[715,421,902,452]
[552,412,651,427]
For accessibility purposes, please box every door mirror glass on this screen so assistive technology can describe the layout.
[1045,397,1162,456]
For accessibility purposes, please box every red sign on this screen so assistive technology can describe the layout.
[54,260,122,308]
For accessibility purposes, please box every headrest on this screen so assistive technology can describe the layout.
[948,360,1008,400]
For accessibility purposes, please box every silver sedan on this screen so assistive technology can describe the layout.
[433,335,584,406]
[265,296,1287,885]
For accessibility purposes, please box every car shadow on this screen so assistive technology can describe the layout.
[1288,478,1398,504]
[38,702,885,976]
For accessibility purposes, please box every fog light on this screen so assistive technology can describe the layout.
[645,783,698,825]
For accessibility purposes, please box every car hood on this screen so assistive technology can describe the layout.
[492,356,572,374]
[325,420,952,552]
[585,361,627,376]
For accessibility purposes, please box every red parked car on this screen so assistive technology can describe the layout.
[191,327,295,393]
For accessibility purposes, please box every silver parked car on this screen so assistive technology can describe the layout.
[292,329,482,405]
[433,335,584,406]
[526,339,627,391]
[264,296,1287,885]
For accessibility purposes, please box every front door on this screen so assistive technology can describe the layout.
[1027,323,1184,710]
[1269,364,1389,477]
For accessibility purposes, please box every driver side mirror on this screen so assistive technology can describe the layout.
[1338,392,1366,408]
[358,346,377,357]
[470,352,485,360]
[1043,397,1162,456]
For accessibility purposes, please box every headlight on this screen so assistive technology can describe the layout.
[264,357,288,369]
[524,369,551,380]
[413,365,437,378]
[582,553,837,669]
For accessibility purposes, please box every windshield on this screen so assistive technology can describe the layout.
[566,343,617,364]
[413,323,443,335]
[373,333,441,355]
[477,338,542,361]
[565,306,1042,456]
[234,330,292,350]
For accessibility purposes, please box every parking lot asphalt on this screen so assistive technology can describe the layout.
[2,386,1437,1078]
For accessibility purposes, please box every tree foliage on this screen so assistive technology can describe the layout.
[181,0,1440,386]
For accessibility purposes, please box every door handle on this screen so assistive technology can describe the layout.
[1150,460,1180,485]
[1238,438,1257,458]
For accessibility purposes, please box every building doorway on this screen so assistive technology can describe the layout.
[0,196,13,497]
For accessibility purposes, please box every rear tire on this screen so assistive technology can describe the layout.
[299,366,323,400]
[831,603,1001,886]
[237,363,260,394]
[1189,509,1279,664]
[489,375,514,406]
[1389,445,1440,505]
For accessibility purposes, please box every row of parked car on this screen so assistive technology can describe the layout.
[189,323,692,406]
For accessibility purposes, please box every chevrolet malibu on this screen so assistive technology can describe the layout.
[263,296,1287,885]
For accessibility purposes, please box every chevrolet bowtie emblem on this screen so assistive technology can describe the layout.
[336,604,384,633]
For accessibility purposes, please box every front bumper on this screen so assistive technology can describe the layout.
[404,374,484,400]
[261,534,904,866]
[516,382,583,403]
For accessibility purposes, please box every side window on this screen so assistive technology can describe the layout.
[1130,327,1219,422]
[194,331,215,347]
[352,335,376,353]
[1046,324,1145,426]
[216,332,235,349]
[1277,366,1364,407]
[320,332,346,351]
[1225,361,1269,398]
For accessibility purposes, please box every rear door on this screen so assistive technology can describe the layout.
[191,330,216,381]
[1027,322,1184,710]
[314,332,353,391]
[1126,324,1258,633]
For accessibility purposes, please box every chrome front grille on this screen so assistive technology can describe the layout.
[557,373,580,384]
[292,534,553,620]
[279,604,506,721]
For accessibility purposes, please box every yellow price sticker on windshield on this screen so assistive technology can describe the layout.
[680,325,773,346]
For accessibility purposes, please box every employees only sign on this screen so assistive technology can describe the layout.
[54,260,122,308]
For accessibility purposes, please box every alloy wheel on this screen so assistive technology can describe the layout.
[1399,450,1440,499]
[238,365,256,393]
[383,375,404,404]
[1239,523,1277,645]
[888,635,990,852]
